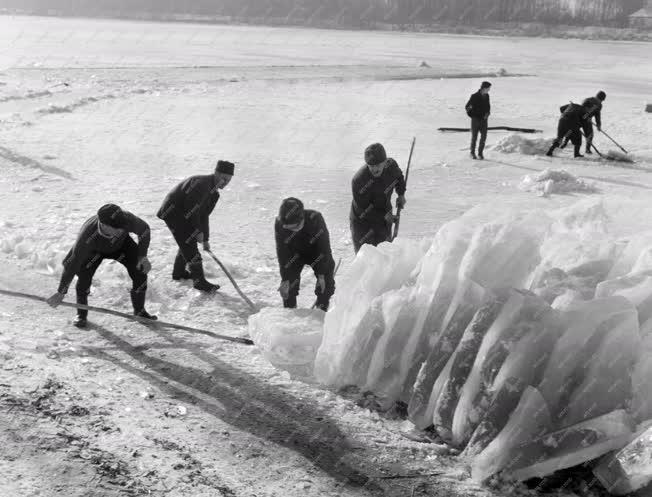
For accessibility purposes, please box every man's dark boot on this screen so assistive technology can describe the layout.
[546,140,559,157]
[283,296,297,309]
[172,252,192,281]
[130,290,158,321]
[315,298,330,312]
[189,263,220,293]
[73,315,88,328]
[470,151,478,160]
[574,143,584,158]
[75,290,89,328]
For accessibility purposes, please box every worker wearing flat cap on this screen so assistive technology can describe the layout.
[350,143,406,253]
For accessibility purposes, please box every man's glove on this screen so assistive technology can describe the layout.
[202,241,211,252]
[384,211,397,225]
[316,275,326,294]
[278,280,290,300]
[597,125,602,132]
[136,256,152,274]
[396,195,406,209]
[46,292,65,308]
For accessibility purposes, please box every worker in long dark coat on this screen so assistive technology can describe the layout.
[350,143,406,253]
[46,203,155,328]
[275,197,335,311]
[157,160,234,293]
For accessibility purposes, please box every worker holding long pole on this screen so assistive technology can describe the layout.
[349,143,407,254]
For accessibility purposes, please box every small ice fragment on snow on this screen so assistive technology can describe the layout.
[493,134,553,155]
[519,169,597,196]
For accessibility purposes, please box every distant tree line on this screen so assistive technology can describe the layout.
[0,0,647,26]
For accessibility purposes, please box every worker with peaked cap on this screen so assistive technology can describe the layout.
[157,160,234,293]
[46,203,155,328]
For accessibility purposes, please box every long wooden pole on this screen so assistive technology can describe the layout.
[599,128,629,154]
[0,289,254,345]
[205,250,259,312]
[392,137,416,241]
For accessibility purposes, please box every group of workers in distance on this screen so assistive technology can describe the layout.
[465,80,607,161]
[45,143,407,327]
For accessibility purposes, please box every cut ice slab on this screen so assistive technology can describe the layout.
[594,424,652,495]
[452,290,552,447]
[632,335,652,423]
[430,293,509,440]
[501,410,636,483]
[314,238,427,386]
[471,386,552,482]
[406,280,488,430]
[248,307,324,378]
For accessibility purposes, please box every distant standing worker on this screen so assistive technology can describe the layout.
[581,91,606,154]
[350,143,406,253]
[275,198,335,311]
[46,203,155,328]
[465,81,492,160]
[157,160,235,293]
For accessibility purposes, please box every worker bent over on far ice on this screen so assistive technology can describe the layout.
[275,197,335,311]
[466,81,492,160]
[581,91,606,155]
[546,102,588,158]
[350,143,406,253]
[157,160,234,293]
[46,203,155,329]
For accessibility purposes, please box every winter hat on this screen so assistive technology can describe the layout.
[279,197,305,225]
[216,160,235,175]
[597,91,606,101]
[481,81,492,89]
[97,203,125,228]
[364,143,387,166]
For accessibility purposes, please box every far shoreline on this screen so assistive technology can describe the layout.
[2,10,651,44]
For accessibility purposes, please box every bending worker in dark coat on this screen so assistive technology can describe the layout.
[465,81,492,160]
[275,198,335,311]
[350,143,406,253]
[46,203,155,328]
[157,160,234,293]
[546,102,588,158]
[581,91,606,155]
